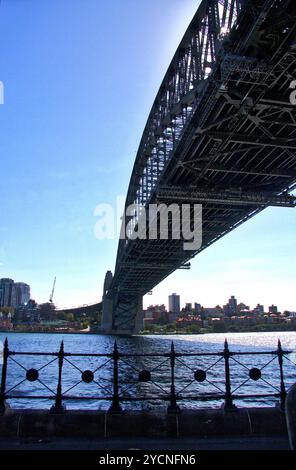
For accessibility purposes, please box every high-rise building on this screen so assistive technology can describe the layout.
[228,295,238,314]
[0,278,16,308]
[254,304,264,314]
[223,295,238,316]
[269,304,278,314]
[15,282,31,306]
[194,303,202,314]
[168,293,180,314]
[0,279,31,308]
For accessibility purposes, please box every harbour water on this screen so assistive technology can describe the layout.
[0,331,295,410]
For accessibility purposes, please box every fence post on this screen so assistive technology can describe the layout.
[223,339,235,410]
[0,338,9,414]
[277,339,286,410]
[168,342,180,413]
[109,341,122,413]
[50,341,65,413]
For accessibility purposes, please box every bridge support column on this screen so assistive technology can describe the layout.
[109,294,143,335]
[101,272,143,335]
[133,296,144,334]
[100,270,114,334]
[101,295,143,335]
[101,297,114,333]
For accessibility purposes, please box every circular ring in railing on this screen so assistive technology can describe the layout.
[249,367,261,381]
[26,368,39,382]
[194,369,207,382]
[138,370,151,382]
[81,370,94,383]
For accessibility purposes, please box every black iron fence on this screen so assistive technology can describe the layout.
[0,338,295,413]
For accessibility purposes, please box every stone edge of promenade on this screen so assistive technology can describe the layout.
[0,407,287,439]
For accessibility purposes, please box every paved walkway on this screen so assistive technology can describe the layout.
[0,436,290,450]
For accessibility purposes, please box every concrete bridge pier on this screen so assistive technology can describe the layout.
[100,271,143,335]
[100,271,114,333]
[101,295,143,335]
[100,296,114,333]
[133,296,144,334]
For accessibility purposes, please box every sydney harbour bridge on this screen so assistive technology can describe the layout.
[98,0,296,335]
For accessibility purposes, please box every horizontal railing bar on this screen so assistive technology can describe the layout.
[6,393,280,402]
[8,352,113,358]
[67,352,165,357]
[118,351,287,357]
[6,395,218,402]
[232,393,280,399]
[7,350,292,358]
[6,395,56,400]
[172,393,279,400]
[8,352,58,356]
[119,353,221,357]
[227,351,291,356]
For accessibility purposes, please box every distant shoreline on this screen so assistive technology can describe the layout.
[0,325,295,336]
[0,329,92,335]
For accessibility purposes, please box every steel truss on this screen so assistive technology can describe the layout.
[108,0,296,331]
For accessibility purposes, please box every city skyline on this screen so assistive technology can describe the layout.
[0,274,293,316]
[0,0,295,311]
[145,293,293,314]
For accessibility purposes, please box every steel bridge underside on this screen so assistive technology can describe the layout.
[105,0,296,333]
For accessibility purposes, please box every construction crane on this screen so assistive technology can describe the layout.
[49,276,56,303]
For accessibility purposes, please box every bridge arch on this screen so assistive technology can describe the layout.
[101,0,296,334]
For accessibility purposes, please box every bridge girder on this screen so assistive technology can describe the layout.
[156,186,296,208]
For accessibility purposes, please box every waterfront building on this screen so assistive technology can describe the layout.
[176,315,202,328]
[254,304,264,314]
[15,299,39,324]
[0,278,16,308]
[203,307,223,318]
[143,303,182,325]
[229,295,238,314]
[15,282,31,306]
[194,303,201,314]
[223,295,238,316]
[0,278,31,309]
[237,302,250,312]
[144,309,154,319]
[0,310,13,330]
[168,293,180,314]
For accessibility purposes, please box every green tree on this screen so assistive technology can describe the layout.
[65,313,75,322]
[212,321,226,333]
[186,324,201,334]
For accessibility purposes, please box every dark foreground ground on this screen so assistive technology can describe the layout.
[0,435,290,450]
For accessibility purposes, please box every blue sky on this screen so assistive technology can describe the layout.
[0,0,295,311]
